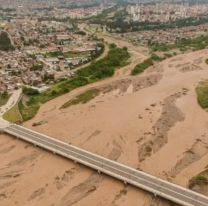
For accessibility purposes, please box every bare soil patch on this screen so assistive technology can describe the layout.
[146,64,164,74]
[170,57,183,62]
[0,145,15,154]
[110,186,128,206]
[189,167,208,196]
[175,62,190,68]
[28,188,45,201]
[54,166,82,190]
[193,57,203,65]
[169,140,208,179]
[0,181,16,190]
[100,73,162,95]
[6,151,41,167]
[180,64,203,73]
[82,130,101,145]
[60,143,122,206]
[138,93,185,162]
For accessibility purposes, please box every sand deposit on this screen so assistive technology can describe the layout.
[1,45,208,206]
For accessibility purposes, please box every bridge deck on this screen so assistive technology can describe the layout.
[3,124,208,206]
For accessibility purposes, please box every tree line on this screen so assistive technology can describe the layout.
[131,53,171,75]
[19,44,130,121]
[106,17,208,33]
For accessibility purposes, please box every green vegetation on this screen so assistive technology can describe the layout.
[32,122,42,127]
[22,87,39,95]
[42,73,55,82]
[0,32,14,51]
[189,168,208,190]
[18,45,130,121]
[34,7,54,11]
[18,99,40,122]
[46,43,104,61]
[3,103,21,123]
[74,30,86,36]
[131,58,153,75]
[197,175,207,181]
[61,88,100,109]
[0,7,15,12]
[145,146,152,153]
[131,53,164,75]
[0,93,11,107]
[89,3,125,26]
[38,16,72,23]
[30,64,43,71]
[196,81,208,108]
[1,91,8,99]
[151,36,208,52]
[76,44,130,80]
[63,53,87,58]
[107,17,208,33]
[46,50,62,57]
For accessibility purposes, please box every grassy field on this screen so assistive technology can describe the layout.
[18,99,40,122]
[46,51,89,59]
[63,52,89,58]
[3,103,22,123]
[89,26,103,33]
[0,94,11,107]
[196,81,208,108]
[61,88,100,109]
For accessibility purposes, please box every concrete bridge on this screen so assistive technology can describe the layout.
[2,124,208,206]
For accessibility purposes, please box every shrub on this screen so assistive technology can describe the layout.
[22,87,39,95]
[30,64,43,71]
[197,175,206,181]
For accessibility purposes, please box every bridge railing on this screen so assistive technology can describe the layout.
[3,124,208,206]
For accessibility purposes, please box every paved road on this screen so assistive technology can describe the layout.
[3,124,208,206]
[0,89,22,129]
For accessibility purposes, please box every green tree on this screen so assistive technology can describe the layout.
[1,91,8,99]
[109,43,117,49]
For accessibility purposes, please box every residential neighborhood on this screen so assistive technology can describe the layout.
[114,22,208,45]
[0,19,103,93]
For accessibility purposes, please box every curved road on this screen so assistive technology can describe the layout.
[0,89,22,129]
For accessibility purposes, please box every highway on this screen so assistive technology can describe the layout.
[3,124,208,206]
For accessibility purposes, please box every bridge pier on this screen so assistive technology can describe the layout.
[53,151,56,155]
[98,170,100,174]
[124,181,127,185]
